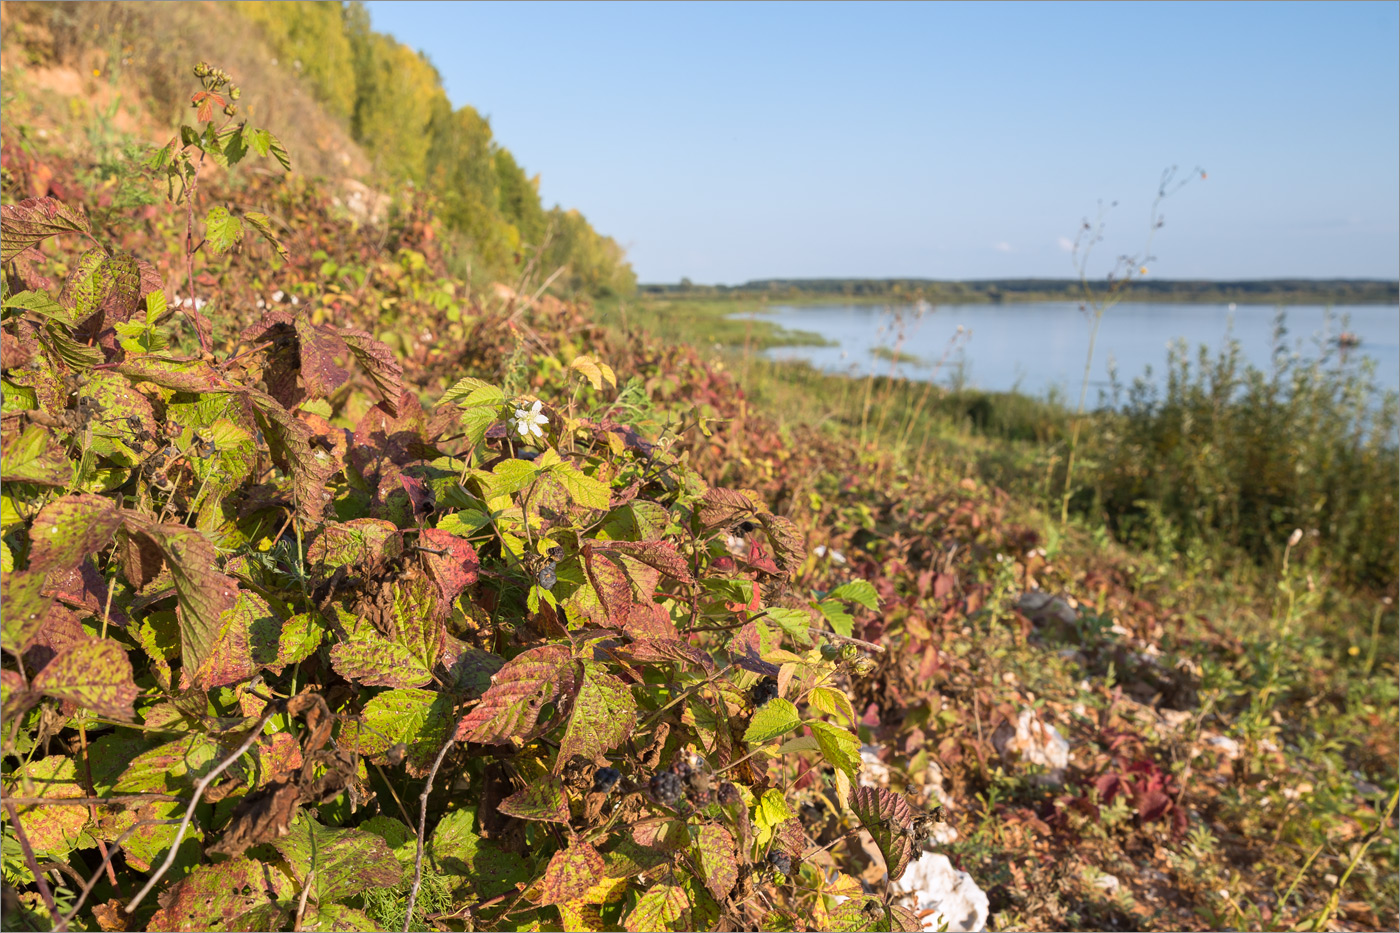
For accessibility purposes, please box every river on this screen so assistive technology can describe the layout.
[737,301,1400,400]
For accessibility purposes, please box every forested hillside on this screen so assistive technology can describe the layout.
[1,0,635,298]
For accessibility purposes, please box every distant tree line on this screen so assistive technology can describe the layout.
[642,278,1400,305]
[236,1,635,297]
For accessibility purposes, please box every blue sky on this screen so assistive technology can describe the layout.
[364,0,1400,285]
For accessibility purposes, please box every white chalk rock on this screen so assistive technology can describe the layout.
[991,708,1070,784]
[893,851,989,933]
[859,745,891,788]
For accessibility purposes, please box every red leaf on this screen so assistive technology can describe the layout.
[419,528,479,602]
[454,645,578,744]
[590,539,694,584]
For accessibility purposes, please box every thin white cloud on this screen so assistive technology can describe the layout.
[994,241,1012,253]
[1056,235,1075,252]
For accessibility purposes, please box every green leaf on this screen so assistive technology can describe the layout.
[806,686,856,727]
[273,612,324,670]
[556,663,636,770]
[694,824,739,902]
[490,457,539,497]
[3,288,71,324]
[329,635,433,688]
[31,638,139,720]
[204,206,244,254]
[828,579,880,610]
[763,607,813,645]
[272,813,402,903]
[428,807,531,899]
[454,645,577,744]
[441,377,504,409]
[242,211,289,260]
[244,126,291,170]
[816,598,854,638]
[625,883,688,932]
[346,687,454,770]
[498,775,570,823]
[744,697,801,745]
[550,457,611,510]
[808,720,862,781]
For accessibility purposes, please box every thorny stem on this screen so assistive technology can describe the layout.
[404,733,458,933]
[125,708,278,914]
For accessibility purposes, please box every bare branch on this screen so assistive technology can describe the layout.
[124,709,277,914]
[403,733,456,933]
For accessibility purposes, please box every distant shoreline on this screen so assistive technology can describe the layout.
[639,278,1400,307]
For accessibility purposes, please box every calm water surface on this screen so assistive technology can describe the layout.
[740,302,1400,399]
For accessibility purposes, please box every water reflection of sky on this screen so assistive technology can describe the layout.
[739,302,1400,400]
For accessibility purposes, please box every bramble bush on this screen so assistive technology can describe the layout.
[1,64,936,932]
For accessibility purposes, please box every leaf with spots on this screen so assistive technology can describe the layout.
[454,644,578,744]
[185,591,281,690]
[243,386,337,522]
[120,514,238,684]
[345,687,454,771]
[1,571,54,654]
[1,422,70,486]
[1,197,91,263]
[146,858,285,932]
[340,328,404,416]
[6,756,91,858]
[204,205,244,255]
[294,315,350,398]
[590,538,694,584]
[27,494,122,574]
[306,519,403,580]
[419,527,479,602]
[272,813,402,903]
[539,840,605,906]
[556,663,636,772]
[31,637,139,719]
[850,785,917,882]
[329,634,433,688]
[694,823,740,902]
[498,775,570,823]
[625,883,688,933]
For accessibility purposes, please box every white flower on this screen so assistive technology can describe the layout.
[512,399,548,440]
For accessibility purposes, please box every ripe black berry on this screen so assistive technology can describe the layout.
[750,677,779,707]
[648,771,685,806]
[767,850,792,875]
[716,782,741,806]
[592,767,621,794]
[537,563,557,590]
